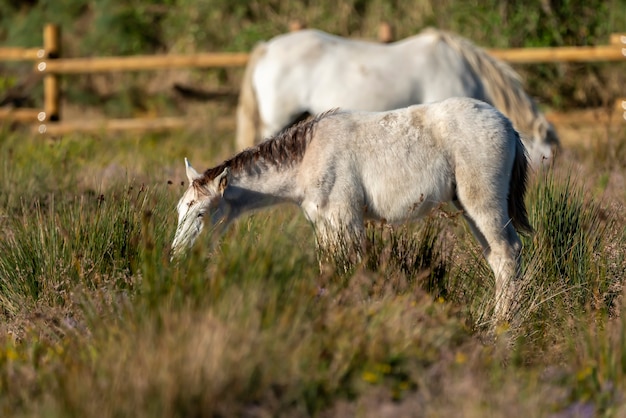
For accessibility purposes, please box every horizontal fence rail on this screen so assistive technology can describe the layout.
[36,52,250,74]
[0,107,43,123]
[36,116,190,135]
[32,44,626,75]
[488,45,626,63]
[0,24,625,134]
[0,47,46,61]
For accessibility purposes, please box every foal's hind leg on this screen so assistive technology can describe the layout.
[455,200,522,323]
[484,223,522,322]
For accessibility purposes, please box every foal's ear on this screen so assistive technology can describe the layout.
[215,167,230,192]
[184,158,203,184]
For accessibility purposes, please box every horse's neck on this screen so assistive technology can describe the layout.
[224,165,301,214]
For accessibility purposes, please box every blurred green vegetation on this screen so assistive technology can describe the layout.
[0,0,624,113]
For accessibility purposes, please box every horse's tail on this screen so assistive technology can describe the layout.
[508,131,534,235]
[425,29,558,151]
[236,41,268,150]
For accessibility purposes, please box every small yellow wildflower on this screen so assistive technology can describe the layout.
[362,371,379,384]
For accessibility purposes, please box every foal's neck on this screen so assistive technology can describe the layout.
[224,164,301,213]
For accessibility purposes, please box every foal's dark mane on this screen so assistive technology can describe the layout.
[199,109,338,183]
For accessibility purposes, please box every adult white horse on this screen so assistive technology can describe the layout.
[173,97,533,322]
[236,28,559,166]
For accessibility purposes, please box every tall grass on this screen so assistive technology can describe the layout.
[0,182,470,416]
[510,166,619,351]
[525,167,617,308]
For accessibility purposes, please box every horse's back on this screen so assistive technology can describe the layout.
[419,98,519,176]
[311,97,520,192]
[259,29,486,106]
[302,98,517,222]
[315,98,515,155]
[264,29,388,55]
[406,34,489,103]
[423,97,516,144]
[252,30,420,128]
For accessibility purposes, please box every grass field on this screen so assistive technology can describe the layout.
[0,100,624,416]
[1,0,625,415]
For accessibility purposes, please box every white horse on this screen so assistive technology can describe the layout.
[173,97,533,322]
[236,28,559,166]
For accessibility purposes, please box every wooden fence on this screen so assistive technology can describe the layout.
[0,23,625,135]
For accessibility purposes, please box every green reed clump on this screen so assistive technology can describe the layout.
[476,166,625,370]
[522,168,617,317]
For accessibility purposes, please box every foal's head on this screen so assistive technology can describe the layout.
[171,158,229,258]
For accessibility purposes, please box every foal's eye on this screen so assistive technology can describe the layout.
[197,212,204,218]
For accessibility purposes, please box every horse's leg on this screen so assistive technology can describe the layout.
[455,198,522,323]
[236,103,261,150]
[487,223,522,322]
[452,200,490,254]
[304,201,365,273]
[316,217,365,273]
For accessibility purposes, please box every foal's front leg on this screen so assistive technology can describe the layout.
[314,214,366,274]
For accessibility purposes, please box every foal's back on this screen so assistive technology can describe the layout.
[299,97,518,223]
[307,97,516,168]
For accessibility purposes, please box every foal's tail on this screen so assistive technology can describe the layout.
[509,131,534,235]
[235,41,268,151]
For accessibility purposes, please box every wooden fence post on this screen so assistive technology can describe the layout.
[378,22,394,43]
[39,23,61,127]
[288,19,304,32]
